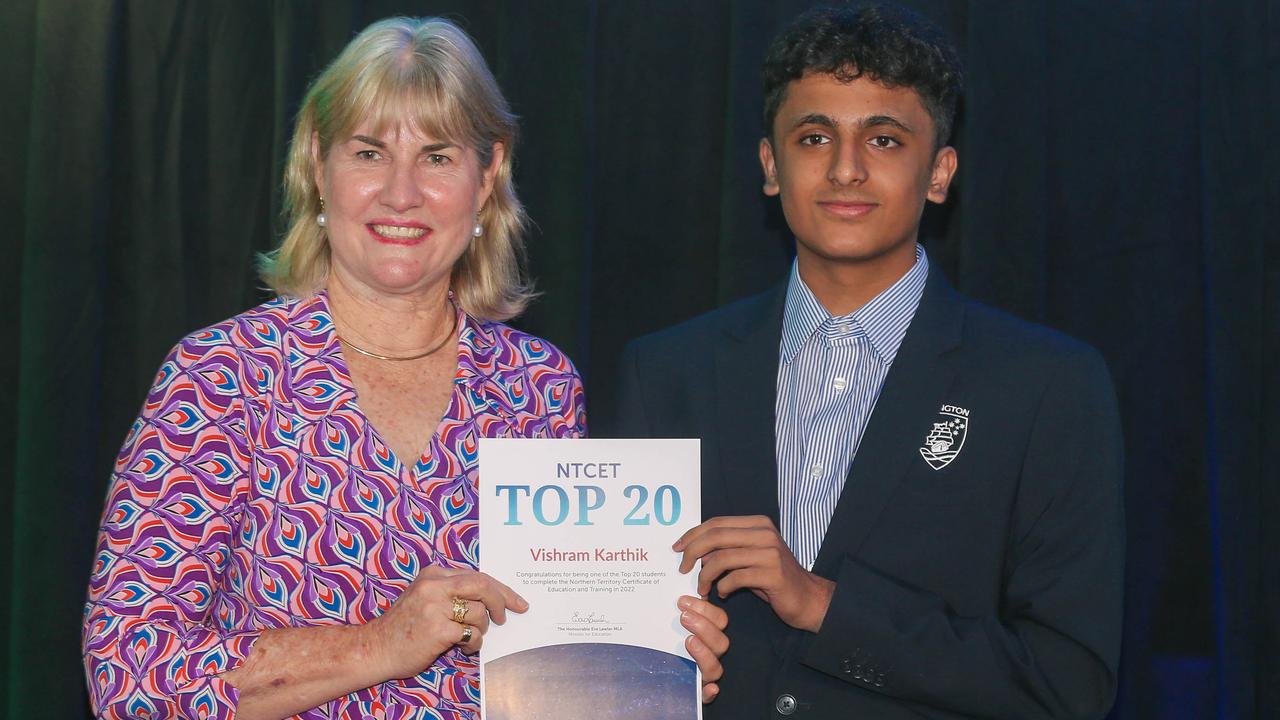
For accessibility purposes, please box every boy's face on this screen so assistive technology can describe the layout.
[760,72,956,274]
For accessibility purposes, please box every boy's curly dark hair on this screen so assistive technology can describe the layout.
[762,3,962,149]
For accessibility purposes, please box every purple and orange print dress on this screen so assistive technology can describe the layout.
[83,292,586,719]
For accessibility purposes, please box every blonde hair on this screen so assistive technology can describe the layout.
[260,17,533,321]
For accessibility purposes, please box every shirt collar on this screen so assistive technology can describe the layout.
[779,244,929,365]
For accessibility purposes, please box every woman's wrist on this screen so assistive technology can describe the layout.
[223,622,395,720]
[353,616,394,684]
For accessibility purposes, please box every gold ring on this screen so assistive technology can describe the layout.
[451,597,469,623]
[459,624,473,644]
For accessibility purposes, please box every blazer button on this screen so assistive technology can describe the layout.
[775,693,798,716]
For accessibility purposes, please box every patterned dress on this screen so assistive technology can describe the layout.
[83,292,587,719]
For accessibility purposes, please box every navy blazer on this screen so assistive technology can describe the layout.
[613,266,1124,719]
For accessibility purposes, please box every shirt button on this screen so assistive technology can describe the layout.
[809,464,823,478]
[839,322,852,333]
[775,694,798,715]
[832,376,847,391]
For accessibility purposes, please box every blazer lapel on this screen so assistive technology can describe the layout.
[811,267,966,577]
[713,287,787,525]
[711,286,795,652]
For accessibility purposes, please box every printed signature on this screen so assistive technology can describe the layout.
[569,611,609,624]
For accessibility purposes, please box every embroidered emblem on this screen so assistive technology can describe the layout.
[919,404,970,470]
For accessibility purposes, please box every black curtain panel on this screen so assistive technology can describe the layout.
[2,1,1275,718]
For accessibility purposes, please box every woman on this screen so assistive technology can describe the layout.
[82,17,727,719]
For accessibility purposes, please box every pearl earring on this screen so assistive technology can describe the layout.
[317,197,327,227]
[472,220,483,238]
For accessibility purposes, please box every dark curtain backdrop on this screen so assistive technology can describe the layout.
[2,1,1275,718]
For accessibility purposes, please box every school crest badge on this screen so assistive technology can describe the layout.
[919,404,970,470]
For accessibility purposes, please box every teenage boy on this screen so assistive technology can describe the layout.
[614,5,1123,719]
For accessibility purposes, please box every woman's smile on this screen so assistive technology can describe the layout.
[367,221,431,245]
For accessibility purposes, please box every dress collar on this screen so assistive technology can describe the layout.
[300,289,518,420]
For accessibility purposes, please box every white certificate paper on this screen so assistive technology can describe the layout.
[479,438,702,720]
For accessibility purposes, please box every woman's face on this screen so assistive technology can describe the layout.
[314,121,501,298]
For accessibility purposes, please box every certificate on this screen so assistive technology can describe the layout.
[478,438,702,720]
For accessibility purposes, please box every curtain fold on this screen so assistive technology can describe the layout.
[1198,1,1278,717]
[10,2,121,718]
[0,0,38,708]
[4,1,1273,717]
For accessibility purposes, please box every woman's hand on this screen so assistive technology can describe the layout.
[368,567,529,679]
[678,595,730,703]
[222,568,527,719]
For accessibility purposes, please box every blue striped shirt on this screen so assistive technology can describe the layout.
[776,246,929,569]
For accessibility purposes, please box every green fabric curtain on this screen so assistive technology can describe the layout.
[3,1,1276,718]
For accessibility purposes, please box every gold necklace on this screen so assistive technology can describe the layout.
[337,309,458,362]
